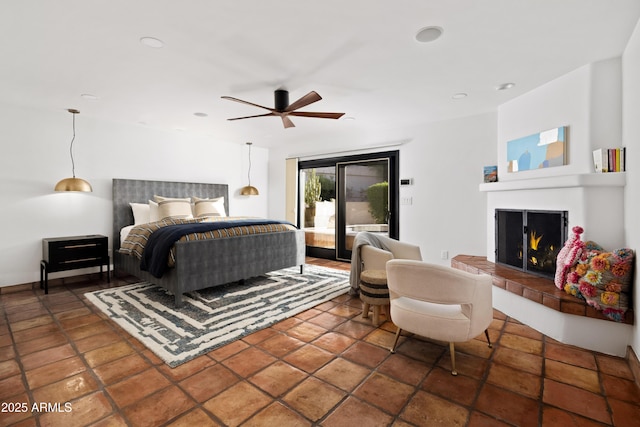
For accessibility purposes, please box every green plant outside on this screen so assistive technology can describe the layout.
[367,181,388,224]
[304,169,322,208]
[318,174,335,201]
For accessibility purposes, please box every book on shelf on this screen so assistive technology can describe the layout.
[593,147,626,173]
[593,148,607,173]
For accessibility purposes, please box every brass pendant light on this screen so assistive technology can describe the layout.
[240,142,259,196]
[55,109,93,192]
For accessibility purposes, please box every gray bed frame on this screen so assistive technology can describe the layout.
[112,178,306,307]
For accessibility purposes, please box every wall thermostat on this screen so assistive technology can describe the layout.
[400,178,413,186]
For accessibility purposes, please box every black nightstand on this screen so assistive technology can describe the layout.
[40,235,110,294]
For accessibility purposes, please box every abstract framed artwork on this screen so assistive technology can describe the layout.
[507,126,567,172]
[483,165,498,183]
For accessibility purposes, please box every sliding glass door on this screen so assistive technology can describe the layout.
[336,158,391,260]
[298,151,399,261]
[299,166,337,258]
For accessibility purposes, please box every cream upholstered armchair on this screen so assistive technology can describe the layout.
[349,232,422,296]
[386,259,493,376]
[360,243,422,271]
[352,237,422,325]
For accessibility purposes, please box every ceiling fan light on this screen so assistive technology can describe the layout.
[54,177,93,192]
[222,90,344,129]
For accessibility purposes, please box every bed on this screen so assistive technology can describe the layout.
[112,178,306,307]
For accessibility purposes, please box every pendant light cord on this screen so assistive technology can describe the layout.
[247,142,252,186]
[69,110,77,178]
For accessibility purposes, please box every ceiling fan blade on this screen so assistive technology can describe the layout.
[281,115,295,128]
[221,96,274,112]
[227,112,276,121]
[284,91,322,112]
[288,111,345,119]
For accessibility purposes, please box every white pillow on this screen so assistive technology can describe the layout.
[120,224,135,245]
[193,196,226,217]
[129,203,150,225]
[154,196,193,219]
[149,200,160,222]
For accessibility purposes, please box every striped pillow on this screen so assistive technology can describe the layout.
[193,196,226,217]
[154,196,193,219]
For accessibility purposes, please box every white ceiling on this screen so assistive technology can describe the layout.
[2,0,639,148]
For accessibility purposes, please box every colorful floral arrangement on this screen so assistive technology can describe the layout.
[563,245,635,322]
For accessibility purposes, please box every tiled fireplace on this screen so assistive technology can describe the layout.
[479,173,631,356]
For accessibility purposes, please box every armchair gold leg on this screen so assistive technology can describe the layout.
[390,327,402,353]
[484,329,493,348]
[449,342,457,376]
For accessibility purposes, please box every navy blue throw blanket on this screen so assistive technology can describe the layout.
[140,219,293,278]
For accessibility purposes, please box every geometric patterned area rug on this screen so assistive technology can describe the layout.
[85,265,350,367]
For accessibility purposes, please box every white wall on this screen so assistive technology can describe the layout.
[398,113,496,263]
[497,57,622,181]
[0,103,269,287]
[622,18,640,357]
[268,112,497,266]
[489,58,626,258]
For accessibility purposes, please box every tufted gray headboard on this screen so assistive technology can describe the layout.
[112,178,230,252]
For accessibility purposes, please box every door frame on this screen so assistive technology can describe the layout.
[298,150,399,261]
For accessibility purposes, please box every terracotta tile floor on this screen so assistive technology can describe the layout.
[1,257,639,426]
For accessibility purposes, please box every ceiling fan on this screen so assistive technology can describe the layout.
[221,89,345,128]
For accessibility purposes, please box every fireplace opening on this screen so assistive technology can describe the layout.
[495,209,568,278]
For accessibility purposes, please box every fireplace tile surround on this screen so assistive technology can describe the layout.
[452,254,634,325]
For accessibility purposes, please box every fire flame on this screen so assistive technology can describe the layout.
[530,230,543,251]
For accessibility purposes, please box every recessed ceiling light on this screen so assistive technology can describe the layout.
[496,82,515,91]
[80,93,99,101]
[194,112,208,117]
[140,37,164,48]
[415,26,443,43]
[342,116,356,121]
[452,93,468,99]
